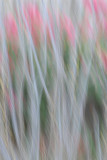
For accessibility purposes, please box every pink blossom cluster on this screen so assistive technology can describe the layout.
[1,1,107,110]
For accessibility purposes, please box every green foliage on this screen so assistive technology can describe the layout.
[23,80,30,137]
[63,39,70,71]
[40,90,49,135]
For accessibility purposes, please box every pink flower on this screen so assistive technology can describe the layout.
[46,11,62,44]
[62,15,75,45]
[4,13,18,41]
[93,0,99,15]
[24,3,43,46]
[4,13,19,57]
[101,52,107,72]
[99,0,107,16]
[83,0,107,17]
[81,14,94,40]
[45,11,75,46]
[83,0,99,15]
[26,3,43,28]
[83,0,92,13]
